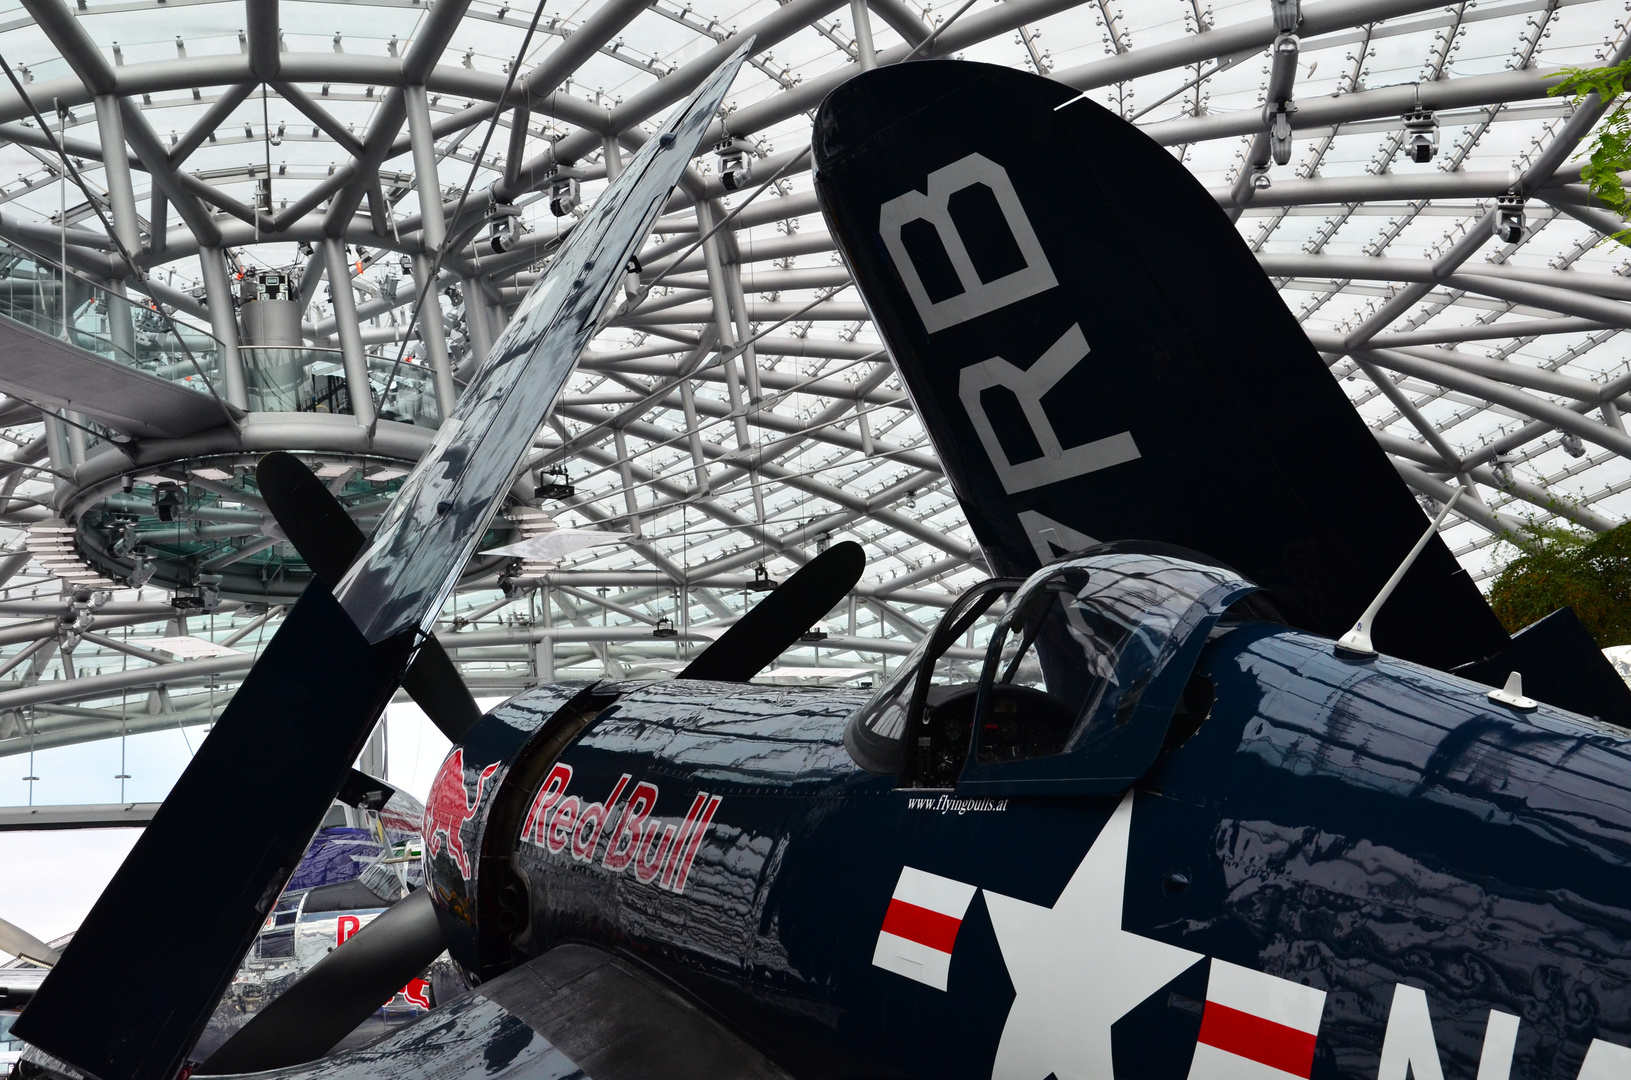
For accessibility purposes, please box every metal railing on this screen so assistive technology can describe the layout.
[0,237,225,399]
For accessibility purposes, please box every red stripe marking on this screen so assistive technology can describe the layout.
[1198,1001,1318,1078]
[880,899,962,953]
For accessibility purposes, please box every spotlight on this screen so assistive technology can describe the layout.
[715,137,753,192]
[535,465,575,500]
[152,481,184,523]
[1403,107,1439,164]
[489,211,521,254]
[1494,195,1526,245]
[548,177,581,217]
[747,565,777,593]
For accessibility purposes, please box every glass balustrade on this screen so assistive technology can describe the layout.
[240,346,442,427]
[0,237,444,429]
[0,236,225,398]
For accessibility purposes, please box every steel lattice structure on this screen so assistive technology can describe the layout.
[0,0,1626,805]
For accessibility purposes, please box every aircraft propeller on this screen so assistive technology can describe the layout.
[193,456,865,1071]
[254,450,483,741]
[12,41,756,1080]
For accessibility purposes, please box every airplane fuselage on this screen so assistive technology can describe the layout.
[424,619,1631,1080]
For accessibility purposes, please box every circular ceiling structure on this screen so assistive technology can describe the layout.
[0,0,1625,793]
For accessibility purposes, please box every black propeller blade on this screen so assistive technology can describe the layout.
[12,584,412,1080]
[678,541,865,682]
[15,50,754,1080]
[257,451,483,741]
[196,889,445,1074]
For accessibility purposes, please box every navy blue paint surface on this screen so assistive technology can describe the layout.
[418,592,1631,1079]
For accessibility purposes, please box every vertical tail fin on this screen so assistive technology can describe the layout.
[813,60,1509,672]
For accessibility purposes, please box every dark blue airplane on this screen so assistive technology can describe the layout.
[15,56,1631,1080]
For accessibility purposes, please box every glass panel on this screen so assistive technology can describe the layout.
[845,578,1021,776]
[976,549,1253,765]
[0,237,224,396]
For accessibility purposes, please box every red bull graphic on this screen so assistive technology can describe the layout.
[423,748,500,881]
[519,764,722,894]
[399,979,431,1010]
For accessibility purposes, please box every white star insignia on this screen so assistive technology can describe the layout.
[983,790,1203,1080]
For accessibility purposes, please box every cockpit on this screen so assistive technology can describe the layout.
[845,544,1261,795]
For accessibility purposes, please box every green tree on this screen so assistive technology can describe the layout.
[1488,520,1631,646]
[1551,59,1631,244]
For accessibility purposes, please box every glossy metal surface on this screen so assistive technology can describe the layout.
[423,567,1631,1079]
[333,43,750,646]
[812,60,1509,672]
[200,982,582,1080]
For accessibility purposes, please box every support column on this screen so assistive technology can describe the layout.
[603,136,624,181]
[357,719,386,779]
[198,247,248,410]
[92,96,140,254]
[102,279,137,367]
[412,254,456,416]
[296,247,326,317]
[484,280,510,339]
[724,261,761,403]
[404,85,446,254]
[65,412,87,465]
[850,0,876,69]
[697,201,764,522]
[322,237,375,426]
[43,413,71,510]
[539,591,555,683]
[461,275,494,367]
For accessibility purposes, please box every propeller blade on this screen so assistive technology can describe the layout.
[12,583,411,1080]
[678,542,865,682]
[196,889,444,1074]
[0,915,58,968]
[13,47,753,1080]
[399,635,482,740]
[255,450,365,585]
[257,451,482,740]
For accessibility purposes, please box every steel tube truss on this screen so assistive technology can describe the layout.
[0,0,1625,783]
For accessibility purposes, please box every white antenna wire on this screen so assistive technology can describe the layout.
[1336,489,1464,657]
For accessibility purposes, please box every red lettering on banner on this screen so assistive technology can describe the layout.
[337,915,362,945]
[604,782,658,871]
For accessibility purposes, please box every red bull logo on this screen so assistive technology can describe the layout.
[423,748,500,881]
[519,764,722,894]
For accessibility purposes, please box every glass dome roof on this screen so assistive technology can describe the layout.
[0,0,1626,797]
